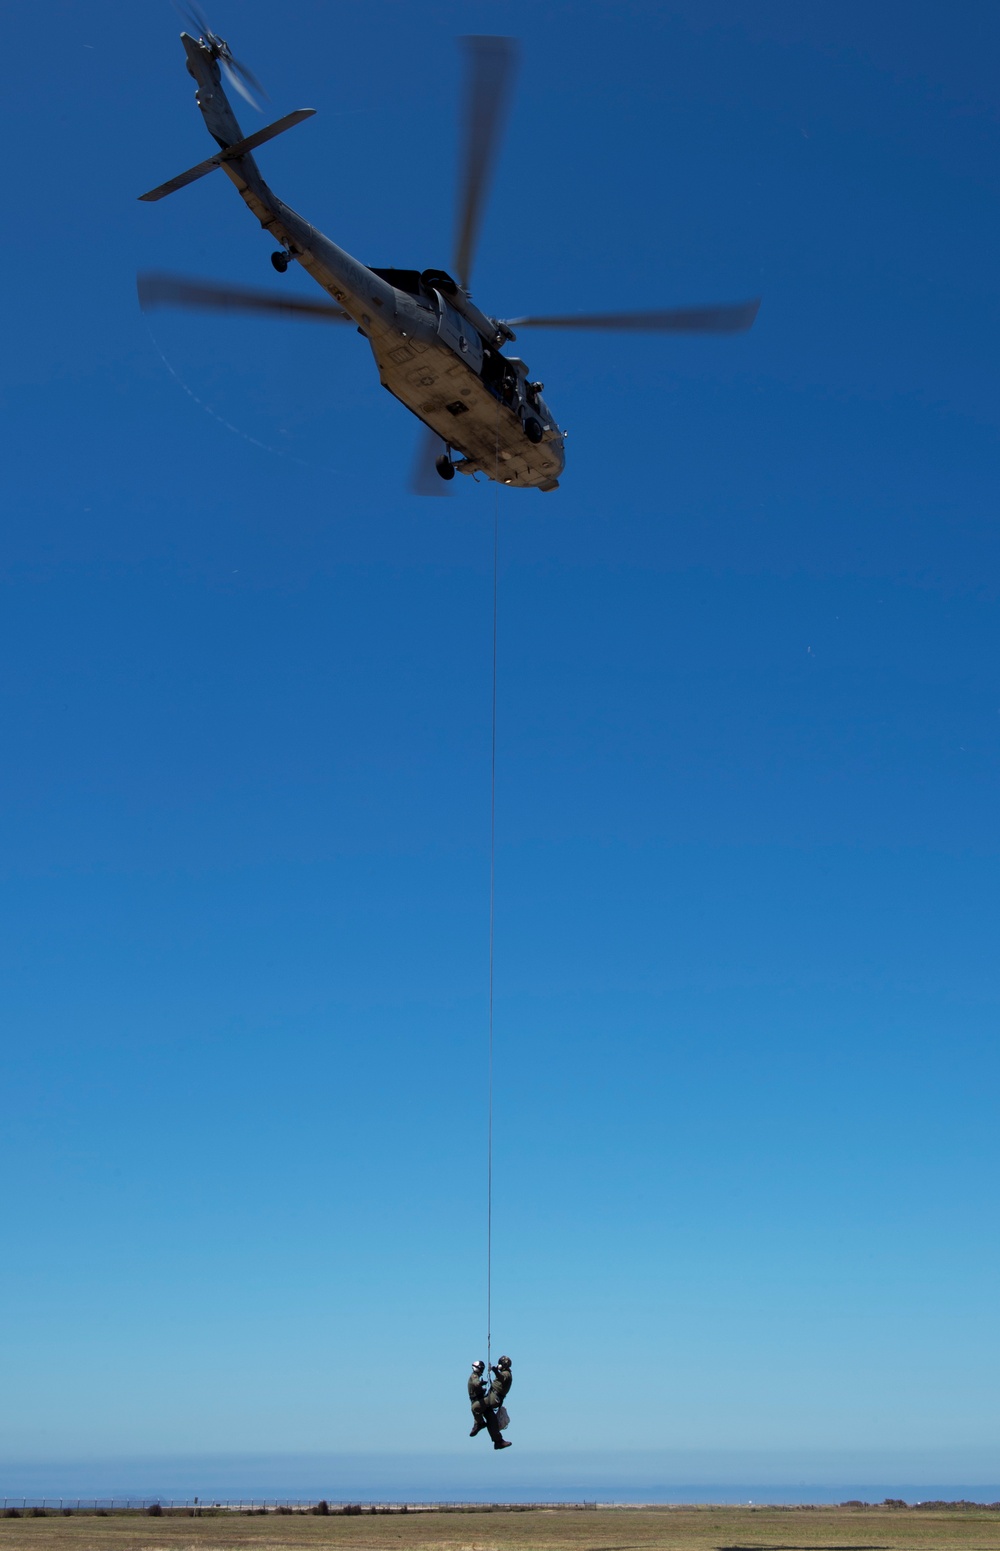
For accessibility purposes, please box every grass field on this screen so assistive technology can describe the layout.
[2,1507,1000,1551]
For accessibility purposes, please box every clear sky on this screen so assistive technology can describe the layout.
[3,0,1000,1497]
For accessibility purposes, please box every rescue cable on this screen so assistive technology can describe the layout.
[486,402,501,1375]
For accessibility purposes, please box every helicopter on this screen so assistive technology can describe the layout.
[138,11,760,493]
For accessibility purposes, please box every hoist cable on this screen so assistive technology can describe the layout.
[486,401,501,1374]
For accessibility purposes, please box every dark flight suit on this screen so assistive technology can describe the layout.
[468,1369,504,1445]
[486,1364,511,1411]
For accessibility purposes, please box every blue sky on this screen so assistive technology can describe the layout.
[2,0,1000,1493]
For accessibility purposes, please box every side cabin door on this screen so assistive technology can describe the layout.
[433,290,484,374]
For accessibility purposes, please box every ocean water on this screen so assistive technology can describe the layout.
[2,1453,999,1506]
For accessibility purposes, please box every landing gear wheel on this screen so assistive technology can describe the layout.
[270,251,289,273]
[524,416,544,444]
[435,454,456,481]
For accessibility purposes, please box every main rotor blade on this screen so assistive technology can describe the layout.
[410,426,453,497]
[137,273,352,323]
[503,299,761,333]
[453,36,518,291]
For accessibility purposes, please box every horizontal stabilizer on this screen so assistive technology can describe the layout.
[138,151,224,202]
[138,108,315,202]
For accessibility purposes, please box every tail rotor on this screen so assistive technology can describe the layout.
[175,1,266,109]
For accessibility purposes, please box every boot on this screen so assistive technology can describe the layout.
[469,1420,485,1437]
[494,1439,512,1450]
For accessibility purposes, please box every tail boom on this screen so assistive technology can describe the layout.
[142,30,399,340]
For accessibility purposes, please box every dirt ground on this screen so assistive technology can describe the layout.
[2,1506,999,1551]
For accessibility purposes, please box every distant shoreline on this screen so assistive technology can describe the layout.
[5,1498,1000,1515]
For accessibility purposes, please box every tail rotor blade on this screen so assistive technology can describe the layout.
[176,0,212,38]
[453,36,518,291]
[503,300,761,333]
[175,1,267,109]
[137,272,352,323]
[220,55,264,110]
[411,427,453,497]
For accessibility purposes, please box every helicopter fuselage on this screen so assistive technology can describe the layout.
[181,34,564,490]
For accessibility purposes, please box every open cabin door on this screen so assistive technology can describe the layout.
[434,290,484,373]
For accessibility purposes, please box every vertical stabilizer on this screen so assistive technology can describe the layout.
[181,32,246,150]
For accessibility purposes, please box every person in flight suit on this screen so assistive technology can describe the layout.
[486,1355,512,1414]
[468,1359,512,1449]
